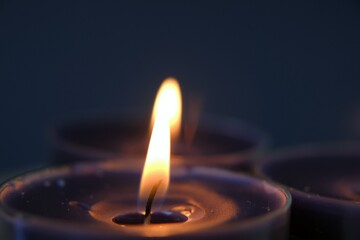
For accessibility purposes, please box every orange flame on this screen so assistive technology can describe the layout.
[139,78,182,209]
[150,78,182,139]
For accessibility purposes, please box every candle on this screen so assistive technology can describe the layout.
[52,78,266,172]
[0,161,291,239]
[258,143,360,240]
[0,78,290,239]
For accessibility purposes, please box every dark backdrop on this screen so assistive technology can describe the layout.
[1,0,360,170]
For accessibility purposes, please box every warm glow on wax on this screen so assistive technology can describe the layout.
[150,78,182,139]
[139,79,182,206]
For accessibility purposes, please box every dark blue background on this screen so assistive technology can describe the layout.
[1,0,360,170]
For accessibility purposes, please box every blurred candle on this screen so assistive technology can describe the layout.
[52,78,267,172]
[258,143,360,240]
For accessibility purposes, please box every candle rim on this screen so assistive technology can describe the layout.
[257,141,360,207]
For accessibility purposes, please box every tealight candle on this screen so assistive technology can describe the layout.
[258,143,360,240]
[53,116,265,171]
[0,78,289,240]
[52,78,266,172]
[0,161,291,240]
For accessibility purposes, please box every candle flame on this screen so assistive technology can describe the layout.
[139,78,182,210]
[150,78,182,139]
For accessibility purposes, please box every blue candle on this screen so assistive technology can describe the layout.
[0,161,290,240]
[259,143,360,240]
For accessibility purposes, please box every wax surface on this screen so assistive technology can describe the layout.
[0,162,290,239]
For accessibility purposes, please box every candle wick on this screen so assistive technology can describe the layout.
[144,180,163,224]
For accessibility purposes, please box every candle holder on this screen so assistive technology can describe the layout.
[0,160,290,240]
[52,115,267,172]
[258,143,360,240]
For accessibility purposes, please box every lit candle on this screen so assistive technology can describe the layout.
[0,80,290,239]
[53,78,266,172]
[0,162,291,239]
[258,143,360,240]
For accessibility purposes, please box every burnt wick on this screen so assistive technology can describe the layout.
[144,180,163,224]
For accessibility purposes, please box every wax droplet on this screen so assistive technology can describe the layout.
[171,206,193,217]
[112,211,188,225]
